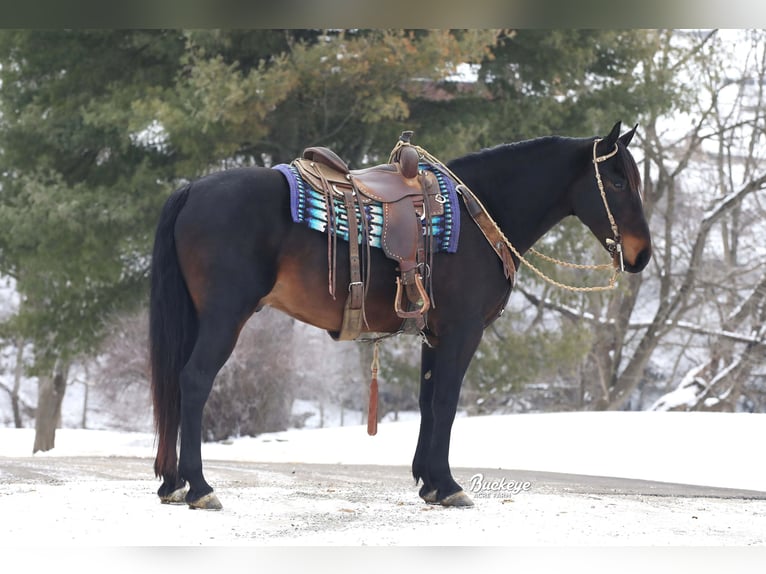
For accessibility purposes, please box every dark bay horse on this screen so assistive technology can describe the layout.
[150,121,652,509]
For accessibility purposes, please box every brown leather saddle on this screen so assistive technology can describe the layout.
[292,131,443,339]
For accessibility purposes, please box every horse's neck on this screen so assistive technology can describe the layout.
[452,140,578,255]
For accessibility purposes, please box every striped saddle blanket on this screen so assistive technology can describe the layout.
[274,162,461,253]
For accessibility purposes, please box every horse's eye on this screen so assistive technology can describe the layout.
[613,179,625,190]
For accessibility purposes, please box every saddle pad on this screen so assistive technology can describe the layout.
[274,162,461,253]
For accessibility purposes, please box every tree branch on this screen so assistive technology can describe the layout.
[607,172,766,409]
[520,286,766,346]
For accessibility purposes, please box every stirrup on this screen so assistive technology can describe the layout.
[394,274,430,319]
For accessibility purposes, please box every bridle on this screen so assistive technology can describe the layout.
[592,138,624,273]
[410,138,627,293]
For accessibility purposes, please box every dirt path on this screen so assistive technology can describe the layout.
[1,456,765,546]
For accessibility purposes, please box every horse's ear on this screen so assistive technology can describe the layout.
[619,123,638,148]
[604,121,622,147]
[596,121,622,156]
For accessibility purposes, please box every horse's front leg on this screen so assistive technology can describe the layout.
[418,322,484,507]
[412,343,437,502]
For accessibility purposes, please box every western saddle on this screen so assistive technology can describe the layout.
[292,131,515,341]
[293,131,441,339]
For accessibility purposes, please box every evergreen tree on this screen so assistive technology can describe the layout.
[0,30,188,366]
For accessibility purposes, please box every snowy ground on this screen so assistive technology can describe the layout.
[5,410,764,490]
[1,411,765,554]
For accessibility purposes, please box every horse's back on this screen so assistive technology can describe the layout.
[170,166,389,332]
[176,167,291,243]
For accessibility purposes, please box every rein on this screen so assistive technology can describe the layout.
[395,139,624,293]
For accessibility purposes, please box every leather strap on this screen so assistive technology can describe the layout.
[316,167,338,298]
[457,185,516,283]
[342,188,363,309]
[336,187,365,340]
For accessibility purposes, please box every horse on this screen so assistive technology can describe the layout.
[149,121,652,510]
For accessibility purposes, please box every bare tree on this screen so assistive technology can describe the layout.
[0,336,35,427]
[202,308,298,440]
[517,30,766,412]
[87,309,153,431]
[289,323,366,428]
[633,30,766,411]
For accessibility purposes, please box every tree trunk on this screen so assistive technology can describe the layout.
[33,359,69,454]
[81,380,89,429]
[11,337,24,428]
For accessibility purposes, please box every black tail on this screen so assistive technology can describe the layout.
[149,184,198,479]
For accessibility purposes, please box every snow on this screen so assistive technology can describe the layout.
[445,62,480,83]
[228,411,766,492]
[0,274,19,318]
[3,411,764,491]
[1,410,765,560]
[651,362,709,411]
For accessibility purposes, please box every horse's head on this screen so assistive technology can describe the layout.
[571,121,652,273]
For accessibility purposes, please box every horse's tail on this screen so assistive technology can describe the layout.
[149,184,197,479]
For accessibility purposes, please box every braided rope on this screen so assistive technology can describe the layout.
[526,248,613,271]
[391,140,622,293]
[493,227,620,293]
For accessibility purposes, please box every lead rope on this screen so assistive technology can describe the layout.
[365,138,622,436]
[390,139,623,293]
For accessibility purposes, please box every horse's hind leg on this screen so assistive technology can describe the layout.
[174,308,251,510]
[157,447,186,503]
[180,305,264,509]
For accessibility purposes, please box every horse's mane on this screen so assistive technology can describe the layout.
[445,136,584,190]
[448,136,569,168]
[450,134,643,201]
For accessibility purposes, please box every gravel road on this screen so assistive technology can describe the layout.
[2,456,765,547]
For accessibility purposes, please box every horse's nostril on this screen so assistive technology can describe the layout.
[631,247,651,272]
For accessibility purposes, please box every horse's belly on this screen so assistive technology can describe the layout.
[260,266,345,331]
[259,251,401,334]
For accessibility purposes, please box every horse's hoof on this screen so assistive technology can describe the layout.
[187,492,223,511]
[420,489,439,504]
[440,490,474,508]
[160,485,189,505]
